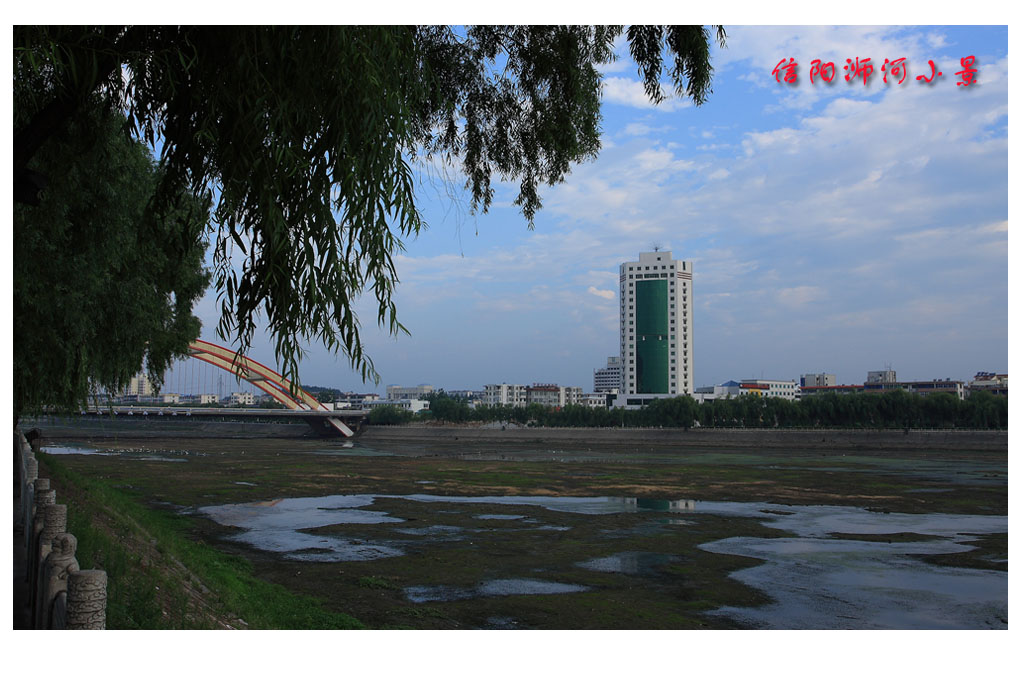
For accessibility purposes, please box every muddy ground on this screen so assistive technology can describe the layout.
[34,430,1008,629]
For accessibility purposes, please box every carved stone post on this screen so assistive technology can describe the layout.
[38,533,79,629]
[66,570,107,630]
[18,458,38,530]
[28,485,55,565]
[33,503,67,626]
[25,456,38,483]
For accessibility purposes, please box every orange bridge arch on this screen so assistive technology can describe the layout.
[187,339,354,437]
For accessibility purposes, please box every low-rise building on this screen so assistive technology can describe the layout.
[968,372,1008,397]
[484,383,528,407]
[225,391,256,406]
[863,379,965,400]
[582,393,613,409]
[801,373,836,387]
[798,384,865,398]
[739,379,800,400]
[866,369,897,384]
[373,398,429,413]
[386,384,434,400]
[525,384,583,408]
[199,393,219,405]
[694,381,741,401]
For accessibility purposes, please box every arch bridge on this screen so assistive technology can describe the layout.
[184,339,359,437]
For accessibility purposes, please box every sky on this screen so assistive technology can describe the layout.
[178,25,1009,394]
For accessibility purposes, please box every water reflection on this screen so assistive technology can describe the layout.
[405,579,590,603]
[197,491,1007,627]
[703,536,1007,629]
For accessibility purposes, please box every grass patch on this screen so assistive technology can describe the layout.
[38,451,364,629]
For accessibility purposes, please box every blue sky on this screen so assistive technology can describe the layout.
[186,25,1008,394]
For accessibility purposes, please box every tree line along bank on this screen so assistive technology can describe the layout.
[366,389,1007,430]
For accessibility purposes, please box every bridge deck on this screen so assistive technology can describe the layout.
[80,406,370,419]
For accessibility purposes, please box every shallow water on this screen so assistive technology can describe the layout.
[196,491,1006,628]
[405,578,590,603]
[703,536,1007,629]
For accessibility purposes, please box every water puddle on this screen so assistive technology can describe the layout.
[405,578,590,603]
[41,443,193,462]
[702,536,1007,629]
[578,551,677,575]
[198,492,1006,627]
[41,445,114,455]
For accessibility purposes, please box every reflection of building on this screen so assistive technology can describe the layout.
[968,372,1008,397]
[619,498,696,511]
[620,250,693,396]
[594,356,622,393]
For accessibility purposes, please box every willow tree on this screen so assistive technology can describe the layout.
[14,25,727,400]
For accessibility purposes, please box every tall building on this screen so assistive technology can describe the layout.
[593,356,622,393]
[126,371,154,397]
[619,250,693,395]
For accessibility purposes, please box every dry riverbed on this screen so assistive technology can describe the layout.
[33,430,1008,629]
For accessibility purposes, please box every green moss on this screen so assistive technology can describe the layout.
[38,452,364,629]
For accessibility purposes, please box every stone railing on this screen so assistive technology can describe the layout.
[15,429,108,629]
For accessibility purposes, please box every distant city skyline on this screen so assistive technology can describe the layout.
[172,25,1007,394]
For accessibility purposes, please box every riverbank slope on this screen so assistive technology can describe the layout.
[361,425,1007,452]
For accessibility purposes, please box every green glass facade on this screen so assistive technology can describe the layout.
[635,280,669,394]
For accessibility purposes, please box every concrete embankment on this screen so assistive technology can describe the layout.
[360,426,1007,452]
[20,416,314,439]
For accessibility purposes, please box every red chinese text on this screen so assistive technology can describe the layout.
[956,55,978,86]
[809,59,836,83]
[916,59,943,84]
[773,58,799,84]
[844,57,874,85]
[881,57,908,84]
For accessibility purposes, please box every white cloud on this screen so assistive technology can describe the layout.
[602,77,690,111]
[587,286,615,300]
[778,286,826,306]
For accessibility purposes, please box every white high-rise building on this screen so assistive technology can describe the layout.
[619,251,693,396]
[593,356,622,393]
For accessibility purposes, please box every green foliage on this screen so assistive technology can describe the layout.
[367,404,414,425]
[14,25,726,391]
[40,452,364,629]
[426,390,474,423]
[401,390,1006,430]
[13,68,209,416]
